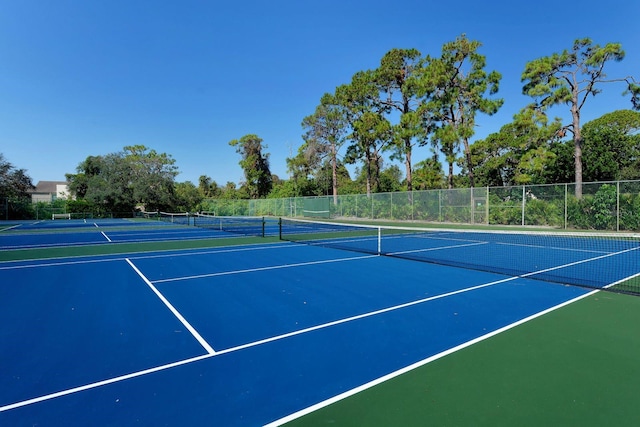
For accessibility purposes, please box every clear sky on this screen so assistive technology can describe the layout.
[1,0,638,186]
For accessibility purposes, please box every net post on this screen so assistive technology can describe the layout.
[377,226,381,255]
[278,217,282,240]
[262,216,265,238]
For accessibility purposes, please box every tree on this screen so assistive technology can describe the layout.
[301,92,348,203]
[378,164,404,193]
[521,37,639,197]
[285,143,322,196]
[0,154,34,219]
[469,106,563,186]
[375,48,425,192]
[67,146,179,214]
[582,110,640,181]
[413,155,445,190]
[0,153,35,199]
[124,145,178,212]
[418,34,503,188]
[68,152,136,215]
[336,71,392,196]
[228,134,272,198]
[175,181,203,212]
[345,110,393,195]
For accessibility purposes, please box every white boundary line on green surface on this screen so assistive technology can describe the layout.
[263,289,600,427]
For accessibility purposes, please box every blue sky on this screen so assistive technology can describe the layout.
[1,0,638,186]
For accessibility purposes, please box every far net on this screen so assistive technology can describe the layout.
[279,217,640,295]
[193,213,267,237]
[159,212,191,225]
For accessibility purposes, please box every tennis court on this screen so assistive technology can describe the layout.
[1,218,639,426]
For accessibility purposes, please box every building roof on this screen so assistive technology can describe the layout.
[31,181,68,194]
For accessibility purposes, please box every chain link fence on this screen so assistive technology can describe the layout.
[202,180,640,231]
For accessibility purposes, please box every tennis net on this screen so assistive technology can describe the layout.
[159,212,191,225]
[193,213,266,237]
[279,217,640,295]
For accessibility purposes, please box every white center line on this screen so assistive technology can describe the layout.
[125,258,215,355]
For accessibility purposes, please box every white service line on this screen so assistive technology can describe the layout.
[0,269,519,414]
[152,254,378,283]
[517,245,640,280]
[100,231,112,242]
[389,241,488,256]
[125,258,216,355]
[213,274,523,357]
[1,246,636,416]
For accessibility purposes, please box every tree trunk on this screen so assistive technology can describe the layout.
[572,103,583,198]
[366,150,372,197]
[331,142,338,205]
[405,142,412,192]
[448,161,454,189]
[463,136,475,188]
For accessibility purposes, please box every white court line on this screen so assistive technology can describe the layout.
[517,245,640,280]
[125,258,216,355]
[0,354,212,413]
[263,288,600,427]
[389,241,488,256]
[0,270,520,414]
[152,254,378,284]
[93,223,99,228]
[212,274,523,356]
[1,246,637,414]
[0,243,300,270]
[604,271,640,290]
[0,224,21,232]
[100,231,112,242]
[0,240,110,251]
[496,241,611,254]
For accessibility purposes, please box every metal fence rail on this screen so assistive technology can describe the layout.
[203,180,640,231]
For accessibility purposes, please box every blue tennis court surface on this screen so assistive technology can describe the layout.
[0,230,607,426]
[0,218,276,250]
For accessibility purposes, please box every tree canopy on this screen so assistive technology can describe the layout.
[0,153,34,200]
[581,109,640,181]
[521,38,639,196]
[66,145,180,214]
[228,134,273,199]
[9,35,640,218]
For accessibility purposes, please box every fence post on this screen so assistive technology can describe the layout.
[486,186,489,225]
[469,187,476,224]
[617,181,620,232]
[521,186,526,226]
[564,183,568,229]
[411,190,414,221]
